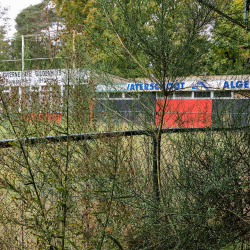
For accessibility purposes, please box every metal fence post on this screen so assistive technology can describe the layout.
[152,135,160,202]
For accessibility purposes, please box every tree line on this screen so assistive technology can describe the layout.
[0,0,249,77]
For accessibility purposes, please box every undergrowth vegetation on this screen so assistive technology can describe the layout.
[0,109,250,249]
[1,0,250,249]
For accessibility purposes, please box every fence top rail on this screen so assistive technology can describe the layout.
[0,126,249,148]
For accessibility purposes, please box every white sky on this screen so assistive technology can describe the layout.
[1,0,42,38]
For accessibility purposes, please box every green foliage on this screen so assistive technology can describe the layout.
[0,5,13,71]
[172,129,250,248]
[204,0,250,75]
[54,0,89,30]
[86,0,215,80]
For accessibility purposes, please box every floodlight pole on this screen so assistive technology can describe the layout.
[22,35,25,71]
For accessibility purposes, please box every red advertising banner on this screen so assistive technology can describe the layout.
[156,99,212,128]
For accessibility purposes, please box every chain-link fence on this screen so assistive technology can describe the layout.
[1,0,250,248]
[1,109,250,249]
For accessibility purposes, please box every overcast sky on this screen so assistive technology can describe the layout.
[1,0,42,38]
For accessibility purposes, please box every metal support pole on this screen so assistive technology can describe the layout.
[22,35,25,71]
[152,135,160,202]
[72,29,75,71]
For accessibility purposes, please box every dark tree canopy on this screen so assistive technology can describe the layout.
[12,0,63,70]
[15,0,61,35]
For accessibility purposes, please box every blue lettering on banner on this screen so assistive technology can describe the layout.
[129,83,157,91]
[223,80,250,89]
[245,81,249,88]
[236,81,243,89]
[127,82,186,91]
[166,82,185,90]
[231,81,235,89]
[167,83,172,90]
[223,81,229,89]
[174,83,179,90]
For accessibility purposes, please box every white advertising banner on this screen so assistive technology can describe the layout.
[0,69,89,86]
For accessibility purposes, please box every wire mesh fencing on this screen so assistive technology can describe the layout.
[0,125,250,249]
[1,70,250,249]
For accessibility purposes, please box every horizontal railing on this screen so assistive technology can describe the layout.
[0,126,250,148]
[1,125,250,205]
